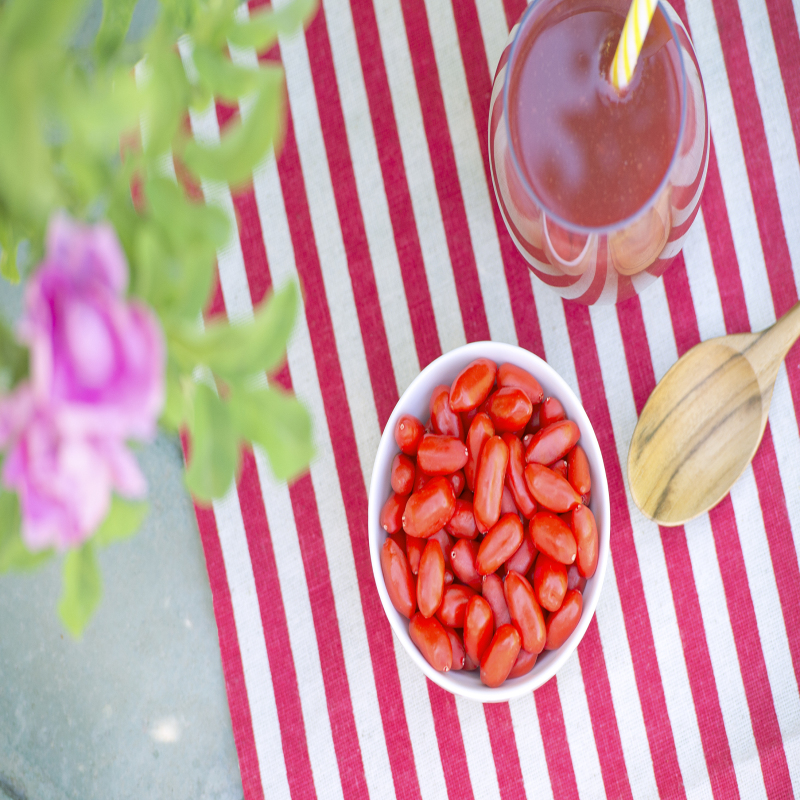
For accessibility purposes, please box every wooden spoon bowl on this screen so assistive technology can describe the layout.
[628,303,800,526]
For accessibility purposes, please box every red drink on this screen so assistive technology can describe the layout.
[489,0,709,304]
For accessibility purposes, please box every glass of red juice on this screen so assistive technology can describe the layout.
[489,0,709,304]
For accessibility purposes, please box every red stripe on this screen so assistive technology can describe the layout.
[698,144,750,334]
[348,0,443,369]
[649,186,795,796]
[274,110,423,800]
[231,186,274,306]
[483,704,525,800]
[210,180,369,797]
[450,0,546,358]
[750,429,800,694]
[565,301,687,799]
[700,2,800,708]
[427,684,476,800]
[662,254,699,356]
[398,0,491,343]
[501,0,526,32]
[707,499,794,799]
[710,0,797,316]
[666,239,800,708]
[236,451,318,800]
[191,500,265,800]
[534,679,580,800]
[287,475,369,799]
[765,0,800,159]
[303,5,399,428]
[617,280,738,800]
[661,528,740,799]
[672,128,796,796]
[576,620,634,799]
[226,139,421,798]
[707,0,800,705]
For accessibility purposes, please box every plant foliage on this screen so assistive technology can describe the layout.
[0,0,318,635]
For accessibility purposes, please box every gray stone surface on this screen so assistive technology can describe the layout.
[1,5,245,797]
[0,220,244,798]
[0,431,244,800]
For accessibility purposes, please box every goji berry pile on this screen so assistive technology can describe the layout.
[379,359,598,688]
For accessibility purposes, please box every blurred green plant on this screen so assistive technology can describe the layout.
[0,0,317,636]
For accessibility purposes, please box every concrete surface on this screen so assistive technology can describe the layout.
[0,213,244,798]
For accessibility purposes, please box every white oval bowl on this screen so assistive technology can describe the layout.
[368,341,610,703]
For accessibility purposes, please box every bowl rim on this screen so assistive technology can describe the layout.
[368,341,610,702]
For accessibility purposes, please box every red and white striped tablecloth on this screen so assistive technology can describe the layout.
[187,0,800,796]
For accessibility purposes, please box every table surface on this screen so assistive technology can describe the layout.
[6,0,800,796]
[196,0,800,796]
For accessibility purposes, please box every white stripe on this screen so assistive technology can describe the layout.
[682,186,800,794]
[728,469,800,797]
[638,280,679,383]
[188,93,345,791]
[684,0,776,331]
[556,656,607,800]
[456,698,502,800]
[507,694,554,800]
[597,288,717,798]
[474,0,513,78]
[199,22,399,790]
[682,514,768,799]
[179,61,291,800]
[681,208,728,341]
[738,0,800,290]
[192,123,344,800]
[372,0,467,353]
[393,647,451,800]
[252,450,345,800]
[318,0,421,391]
[530,279,579,397]
[255,10,459,797]
[251,152,396,799]
[212,485,292,799]
[587,546,661,800]
[589,303,708,799]
[767,363,800,567]
[276,21,382,486]
[422,0,518,345]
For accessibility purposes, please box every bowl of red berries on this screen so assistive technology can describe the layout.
[368,341,610,702]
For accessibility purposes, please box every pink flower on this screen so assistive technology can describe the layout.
[21,213,164,439]
[0,214,164,551]
[0,387,146,551]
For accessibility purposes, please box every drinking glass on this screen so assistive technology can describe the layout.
[489,0,709,304]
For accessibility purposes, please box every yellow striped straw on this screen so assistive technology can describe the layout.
[609,0,658,91]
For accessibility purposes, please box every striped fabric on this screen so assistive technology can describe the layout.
[185,0,800,796]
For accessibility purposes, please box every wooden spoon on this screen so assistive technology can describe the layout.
[627,302,800,526]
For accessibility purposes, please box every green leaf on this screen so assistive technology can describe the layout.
[93,496,148,547]
[185,383,240,501]
[0,490,54,573]
[141,48,191,156]
[227,0,319,50]
[161,358,187,430]
[182,63,284,185]
[171,280,298,380]
[95,0,140,60]
[0,219,20,284]
[230,385,313,482]
[58,542,103,638]
[192,44,263,102]
[0,318,29,392]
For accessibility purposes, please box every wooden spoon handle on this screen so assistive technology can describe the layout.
[744,301,800,394]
